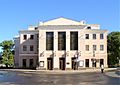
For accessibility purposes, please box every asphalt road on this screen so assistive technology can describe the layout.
[0,70,120,85]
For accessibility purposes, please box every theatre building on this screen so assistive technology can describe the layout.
[14,17,108,70]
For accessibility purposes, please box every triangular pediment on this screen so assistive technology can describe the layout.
[40,17,83,25]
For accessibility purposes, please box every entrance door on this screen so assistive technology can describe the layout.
[22,59,26,68]
[85,59,89,67]
[71,57,78,70]
[47,58,53,70]
[59,58,65,70]
[100,59,104,67]
[92,61,96,67]
[29,59,34,68]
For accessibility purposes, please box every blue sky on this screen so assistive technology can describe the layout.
[0,0,119,42]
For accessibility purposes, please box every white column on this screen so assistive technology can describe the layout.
[53,31,59,69]
[66,31,71,69]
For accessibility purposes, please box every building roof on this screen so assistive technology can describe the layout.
[39,17,86,26]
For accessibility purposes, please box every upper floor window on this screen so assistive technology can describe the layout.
[85,34,89,39]
[85,45,89,51]
[35,27,38,30]
[100,45,104,51]
[93,45,97,51]
[93,34,96,39]
[46,32,54,50]
[23,45,27,51]
[30,45,34,51]
[58,32,66,50]
[87,26,91,29]
[70,32,78,50]
[23,35,27,40]
[100,34,104,39]
[30,35,34,39]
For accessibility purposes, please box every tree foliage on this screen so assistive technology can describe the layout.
[107,32,120,66]
[0,40,14,67]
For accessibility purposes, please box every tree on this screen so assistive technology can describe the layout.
[107,32,120,67]
[0,40,14,67]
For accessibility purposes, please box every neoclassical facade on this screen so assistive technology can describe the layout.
[14,17,108,70]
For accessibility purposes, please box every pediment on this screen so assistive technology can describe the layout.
[41,17,82,25]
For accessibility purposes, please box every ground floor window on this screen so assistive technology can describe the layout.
[22,59,26,67]
[85,59,89,67]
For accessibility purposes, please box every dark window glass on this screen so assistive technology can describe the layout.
[30,45,34,51]
[100,45,104,51]
[100,34,104,39]
[58,32,66,50]
[70,32,78,50]
[93,34,96,39]
[23,35,27,40]
[23,45,27,51]
[87,26,91,29]
[46,32,54,50]
[85,45,89,51]
[85,34,89,39]
[93,45,97,51]
[30,35,34,39]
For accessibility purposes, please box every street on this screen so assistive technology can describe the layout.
[0,70,120,85]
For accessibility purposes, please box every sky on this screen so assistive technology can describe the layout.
[0,0,119,42]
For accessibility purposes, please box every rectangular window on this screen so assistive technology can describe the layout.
[70,32,78,50]
[100,45,104,51]
[85,34,89,39]
[30,35,34,39]
[23,45,27,51]
[85,45,89,51]
[58,32,66,50]
[100,34,104,39]
[30,45,34,51]
[46,32,54,50]
[23,35,27,40]
[93,45,97,51]
[93,34,96,39]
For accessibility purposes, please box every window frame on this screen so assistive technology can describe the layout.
[23,45,27,51]
[30,45,34,51]
[30,35,34,40]
[85,34,89,39]
[23,35,27,40]
[100,34,104,39]
[93,34,96,39]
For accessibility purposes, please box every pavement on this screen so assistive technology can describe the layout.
[0,68,120,85]
[0,68,119,74]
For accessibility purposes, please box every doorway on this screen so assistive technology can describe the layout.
[71,57,77,70]
[47,58,53,70]
[59,57,66,70]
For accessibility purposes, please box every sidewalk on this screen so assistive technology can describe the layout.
[0,68,117,74]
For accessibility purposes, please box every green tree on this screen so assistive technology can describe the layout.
[0,40,14,67]
[107,32,120,67]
